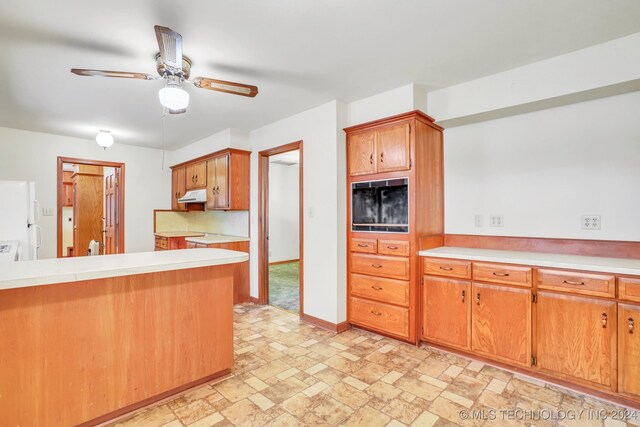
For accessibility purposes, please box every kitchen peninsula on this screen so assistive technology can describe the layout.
[0,248,248,427]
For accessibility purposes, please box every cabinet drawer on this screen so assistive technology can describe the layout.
[473,262,532,287]
[537,269,615,298]
[377,240,410,256]
[155,237,168,250]
[349,297,409,338]
[350,274,409,306]
[350,238,377,254]
[423,258,471,279]
[351,254,410,280]
[619,277,640,303]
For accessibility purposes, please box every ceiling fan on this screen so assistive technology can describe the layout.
[71,25,258,114]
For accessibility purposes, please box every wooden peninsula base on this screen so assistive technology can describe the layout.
[0,262,237,427]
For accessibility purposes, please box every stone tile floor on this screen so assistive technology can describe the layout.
[107,303,640,427]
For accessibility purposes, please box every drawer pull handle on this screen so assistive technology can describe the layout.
[387,245,398,249]
[371,310,383,316]
[492,272,510,277]
[601,312,608,328]
[629,317,635,334]
[380,152,384,163]
[357,244,369,247]
[563,280,585,286]
[371,264,383,268]
[369,153,374,164]
[476,293,481,305]
[371,286,383,291]
[439,266,453,271]
[461,290,465,303]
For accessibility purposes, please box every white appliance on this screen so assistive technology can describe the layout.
[178,189,207,204]
[0,181,41,260]
[0,240,20,263]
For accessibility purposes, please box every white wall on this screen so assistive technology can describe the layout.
[444,91,640,241]
[0,127,170,258]
[268,162,300,263]
[346,84,416,126]
[249,100,347,323]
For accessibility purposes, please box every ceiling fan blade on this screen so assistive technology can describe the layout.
[192,77,258,98]
[154,25,183,73]
[71,68,157,80]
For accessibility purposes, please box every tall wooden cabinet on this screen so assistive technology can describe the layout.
[345,111,444,343]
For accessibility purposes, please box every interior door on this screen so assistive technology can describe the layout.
[423,276,471,350]
[348,131,376,176]
[536,292,616,389]
[376,123,410,173]
[471,282,531,367]
[214,154,229,209]
[104,171,116,255]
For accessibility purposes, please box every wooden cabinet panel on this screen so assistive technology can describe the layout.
[536,292,616,389]
[185,161,207,190]
[423,276,471,350]
[350,238,377,254]
[377,240,410,257]
[348,132,376,176]
[171,167,187,211]
[351,274,409,306]
[155,237,168,250]
[349,296,409,338]
[471,282,531,367]
[618,277,640,303]
[350,253,410,280]
[376,123,410,173]
[473,262,532,287]
[214,154,229,209]
[62,184,74,207]
[538,269,615,298]
[618,303,640,398]
[423,258,471,279]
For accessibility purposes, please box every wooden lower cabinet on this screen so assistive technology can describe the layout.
[349,296,409,338]
[618,303,640,398]
[471,282,531,367]
[536,292,617,390]
[422,276,470,350]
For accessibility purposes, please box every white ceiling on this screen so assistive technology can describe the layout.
[1,0,639,149]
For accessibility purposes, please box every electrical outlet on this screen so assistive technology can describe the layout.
[474,215,483,227]
[582,215,601,230]
[42,207,53,216]
[489,214,504,227]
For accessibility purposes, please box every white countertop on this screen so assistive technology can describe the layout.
[0,248,249,291]
[155,232,205,238]
[419,247,640,276]
[186,234,250,244]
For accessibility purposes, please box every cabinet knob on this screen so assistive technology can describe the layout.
[629,317,635,334]
[380,152,384,163]
[369,154,373,164]
[476,293,481,305]
[461,290,465,303]
[371,310,382,316]
[601,312,608,328]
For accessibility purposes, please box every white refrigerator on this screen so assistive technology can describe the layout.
[0,181,41,260]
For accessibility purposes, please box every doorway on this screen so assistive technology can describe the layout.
[57,157,125,258]
[258,141,303,316]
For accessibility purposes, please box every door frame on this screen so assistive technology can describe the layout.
[56,157,126,258]
[258,141,304,317]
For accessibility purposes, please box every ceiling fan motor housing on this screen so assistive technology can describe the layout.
[155,53,192,79]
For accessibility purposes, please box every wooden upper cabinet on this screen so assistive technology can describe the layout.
[171,167,187,211]
[185,161,207,190]
[471,282,531,367]
[214,154,229,209]
[618,303,640,398]
[206,150,250,211]
[536,292,616,389]
[423,276,471,350]
[348,131,376,176]
[376,122,411,173]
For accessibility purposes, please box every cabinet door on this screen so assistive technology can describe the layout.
[63,184,74,207]
[171,167,187,211]
[348,131,376,176]
[376,123,410,173]
[536,292,616,389]
[185,161,207,189]
[423,276,470,350]
[214,154,229,209]
[619,303,640,397]
[472,282,531,367]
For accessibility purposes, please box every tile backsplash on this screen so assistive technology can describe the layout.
[155,210,249,237]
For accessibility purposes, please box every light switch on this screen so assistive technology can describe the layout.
[42,207,53,216]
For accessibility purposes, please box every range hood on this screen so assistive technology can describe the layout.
[178,189,207,204]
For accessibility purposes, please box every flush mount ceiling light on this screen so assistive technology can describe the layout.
[158,77,190,112]
[96,130,114,149]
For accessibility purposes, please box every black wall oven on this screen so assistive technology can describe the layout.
[351,178,409,233]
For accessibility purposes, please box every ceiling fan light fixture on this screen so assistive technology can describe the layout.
[96,130,114,149]
[159,83,189,111]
